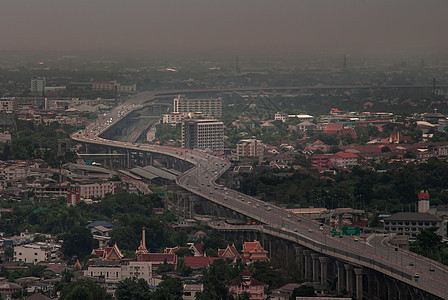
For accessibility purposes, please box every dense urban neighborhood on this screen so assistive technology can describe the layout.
[0,49,447,300]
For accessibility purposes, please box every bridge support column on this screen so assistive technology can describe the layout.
[335,261,345,293]
[396,280,409,300]
[319,257,329,288]
[366,270,377,298]
[303,250,312,280]
[354,268,363,300]
[384,276,397,300]
[344,264,353,296]
[295,247,304,278]
[311,254,320,282]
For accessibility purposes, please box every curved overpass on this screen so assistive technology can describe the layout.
[71,89,448,299]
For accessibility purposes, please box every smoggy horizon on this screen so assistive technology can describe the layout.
[1,0,447,57]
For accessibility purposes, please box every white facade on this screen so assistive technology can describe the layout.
[79,181,115,199]
[162,113,184,124]
[0,98,15,113]
[174,95,222,118]
[85,264,122,285]
[0,166,27,181]
[85,261,152,285]
[14,243,61,264]
[182,119,224,152]
[31,77,46,96]
[121,261,152,283]
[274,112,287,122]
[236,139,264,161]
[383,213,442,238]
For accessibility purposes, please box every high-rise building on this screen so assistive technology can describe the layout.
[181,119,224,152]
[236,139,264,162]
[173,95,222,118]
[30,77,46,96]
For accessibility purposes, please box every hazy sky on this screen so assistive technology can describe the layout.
[1,0,447,56]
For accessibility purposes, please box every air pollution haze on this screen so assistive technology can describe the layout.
[1,0,447,56]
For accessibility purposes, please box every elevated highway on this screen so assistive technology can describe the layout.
[71,88,448,299]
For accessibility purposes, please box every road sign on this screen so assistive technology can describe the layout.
[341,226,360,236]
[331,228,341,237]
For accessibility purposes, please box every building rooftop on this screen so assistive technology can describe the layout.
[384,212,442,222]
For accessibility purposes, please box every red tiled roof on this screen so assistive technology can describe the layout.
[184,257,222,268]
[138,253,176,263]
[331,151,358,159]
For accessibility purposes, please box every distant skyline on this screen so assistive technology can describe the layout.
[1,0,447,56]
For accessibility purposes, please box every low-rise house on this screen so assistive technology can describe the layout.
[269,283,301,300]
[228,270,267,300]
[183,283,203,300]
[0,281,22,300]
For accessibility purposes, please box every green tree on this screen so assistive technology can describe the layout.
[4,246,13,259]
[60,279,112,300]
[175,248,193,258]
[151,276,183,300]
[62,226,94,261]
[410,227,442,259]
[115,277,151,300]
[290,285,315,298]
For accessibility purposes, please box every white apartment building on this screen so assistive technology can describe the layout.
[0,166,27,181]
[236,139,264,161]
[162,112,207,124]
[162,112,184,124]
[85,262,122,287]
[182,119,224,152]
[383,212,443,238]
[274,112,288,122]
[84,260,152,287]
[14,243,61,264]
[79,181,115,199]
[0,98,16,113]
[173,95,222,118]
[31,77,46,96]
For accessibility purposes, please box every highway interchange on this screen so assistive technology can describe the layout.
[71,89,448,299]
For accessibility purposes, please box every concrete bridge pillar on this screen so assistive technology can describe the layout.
[335,261,345,293]
[384,276,397,300]
[319,257,329,288]
[396,280,410,300]
[303,250,312,280]
[311,253,320,282]
[366,270,378,298]
[354,268,364,300]
[344,264,354,296]
[295,247,304,278]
